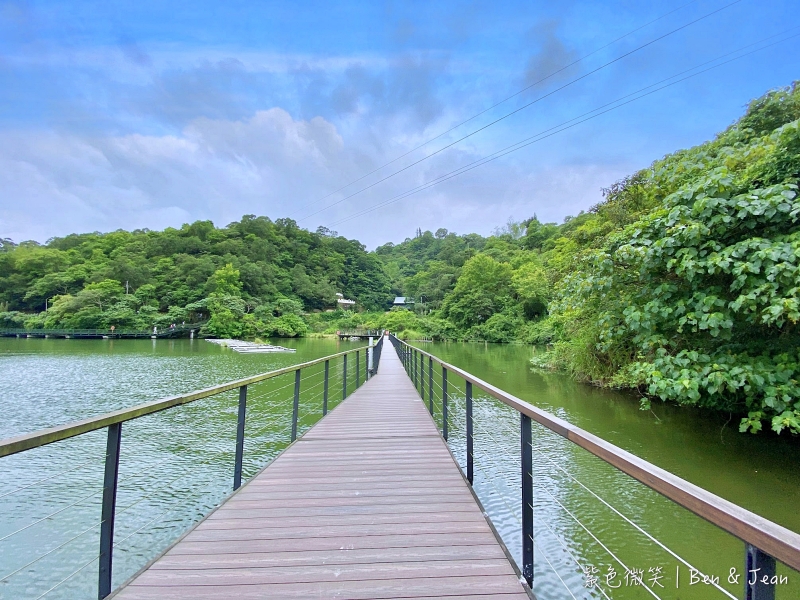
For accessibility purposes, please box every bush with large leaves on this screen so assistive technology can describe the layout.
[558,138,800,434]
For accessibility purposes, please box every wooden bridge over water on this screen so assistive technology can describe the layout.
[111,345,529,599]
[1,334,799,599]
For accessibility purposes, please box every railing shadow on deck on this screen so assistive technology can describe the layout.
[390,335,800,600]
[0,335,384,600]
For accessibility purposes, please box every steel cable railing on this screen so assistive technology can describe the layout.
[0,453,108,501]
[391,335,800,600]
[399,338,663,598]
[408,342,741,599]
[2,434,239,588]
[0,336,384,600]
[532,443,737,599]
[457,391,681,599]
[444,387,618,600]
[417,362,610,600]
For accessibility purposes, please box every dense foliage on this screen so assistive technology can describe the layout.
[543,83,800,435]
[372,83,800,435]
[0,216,392,337]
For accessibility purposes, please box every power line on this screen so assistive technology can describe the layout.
[286,0,700,219]
[328,31,793,226]
[294,0,743,223]
[326,28,798,227]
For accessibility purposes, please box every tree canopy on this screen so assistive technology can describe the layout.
[0,216,392,336]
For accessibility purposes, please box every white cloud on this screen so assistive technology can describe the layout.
[0,105,633,247]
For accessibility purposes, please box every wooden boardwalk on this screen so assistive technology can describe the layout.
[112,344,530,599]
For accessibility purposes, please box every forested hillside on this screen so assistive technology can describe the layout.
[1,83,798,434]
[0,217,392,337]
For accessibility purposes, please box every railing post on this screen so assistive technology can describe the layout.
[745,544,776,600]
[233,385,247,491]
[323,360,329,415]
[420,354,425,404]
[521,413,534,587]
[291,369,300,442]
[365,348,368,381]
[428,356,433,415]
[98,422,122,599]
[442,367,448,441]
[343,354,348,400]
[466,381,473,485]
[413,350,418,389]
[367,338,373,378]
[356,350,360,388]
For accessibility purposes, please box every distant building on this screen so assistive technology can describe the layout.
[392,296,415,309]
[336,292,356,309]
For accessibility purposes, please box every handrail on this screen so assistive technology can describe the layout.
[337,329,382,336]
[0,323,205,335]
[0,337,384,599]
[392,336,800,577]
[0,346,369,458]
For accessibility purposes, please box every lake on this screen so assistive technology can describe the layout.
[0,337,797,599]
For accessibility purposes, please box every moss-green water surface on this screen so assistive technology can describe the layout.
[415,341,800,600]
[0,337,364,599]
[1,338,798,599]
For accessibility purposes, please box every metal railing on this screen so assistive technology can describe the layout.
[0,323,205,338]
[336,329,383,337]
[390,335,800,600]
[0,335,384,599]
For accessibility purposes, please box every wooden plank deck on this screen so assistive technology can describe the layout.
[111,342,530,599]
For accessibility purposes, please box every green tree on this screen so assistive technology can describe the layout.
[209,264,243,296]
[512,260,550,319]
[440,254,513,329]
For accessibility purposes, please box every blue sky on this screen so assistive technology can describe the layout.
[1,0,798,247]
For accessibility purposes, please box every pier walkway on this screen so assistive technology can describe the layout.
[111,343,530,599]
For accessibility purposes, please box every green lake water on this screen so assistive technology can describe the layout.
[418,341,800,600]
[0,337,797,599]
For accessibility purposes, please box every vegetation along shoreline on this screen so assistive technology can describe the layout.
[2,83,798,436]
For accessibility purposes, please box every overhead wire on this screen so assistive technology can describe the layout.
[328,27,799,226]
[286,0,701,219]
[295,0,743,223]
